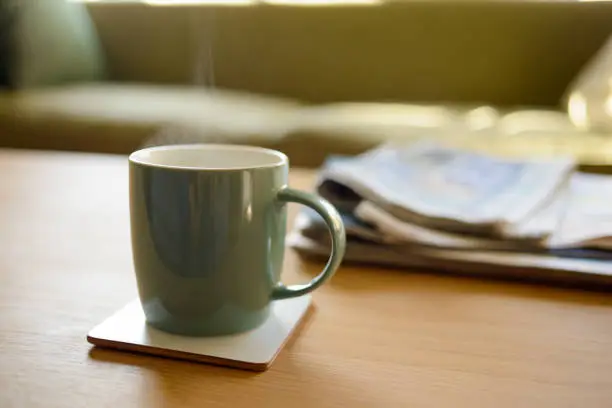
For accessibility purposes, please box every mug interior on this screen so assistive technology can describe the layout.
[129,144,287,170]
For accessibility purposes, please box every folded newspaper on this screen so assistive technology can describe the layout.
[288,141,612,287]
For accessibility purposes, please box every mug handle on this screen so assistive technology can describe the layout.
[271,188,346,300]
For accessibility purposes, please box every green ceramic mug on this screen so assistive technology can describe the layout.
[129,144,346,336]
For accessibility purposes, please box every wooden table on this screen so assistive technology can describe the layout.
[2,148,612,408]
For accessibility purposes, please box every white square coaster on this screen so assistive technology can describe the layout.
[87,295,312,371]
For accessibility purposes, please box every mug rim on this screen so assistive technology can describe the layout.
[129,144,289,171]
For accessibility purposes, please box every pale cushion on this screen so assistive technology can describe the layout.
[278,103,465,165]
[281,102,607,167]
[285,102,576,147]
[289,102,576,139]
[1,83,607,168]
[0,83,301,154]
[13,0,105,88]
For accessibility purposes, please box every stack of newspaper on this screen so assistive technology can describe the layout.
[288,141,612,287]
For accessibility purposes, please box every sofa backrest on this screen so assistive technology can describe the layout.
[87,1,612,107]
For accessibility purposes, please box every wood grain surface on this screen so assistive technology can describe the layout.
[1,148,612,408]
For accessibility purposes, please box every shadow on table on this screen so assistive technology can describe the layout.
[298,254,612,308]
[87,346,257,377]
[86,306,327,405]
[87,304,317,371]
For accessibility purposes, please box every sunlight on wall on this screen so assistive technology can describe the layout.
[76,0,381,5]
[604,77,612,119]
[262,0,380,5]
[143,0,256,4]
[567,92,589,129]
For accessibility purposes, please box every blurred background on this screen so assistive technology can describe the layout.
[2,0,612,169]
